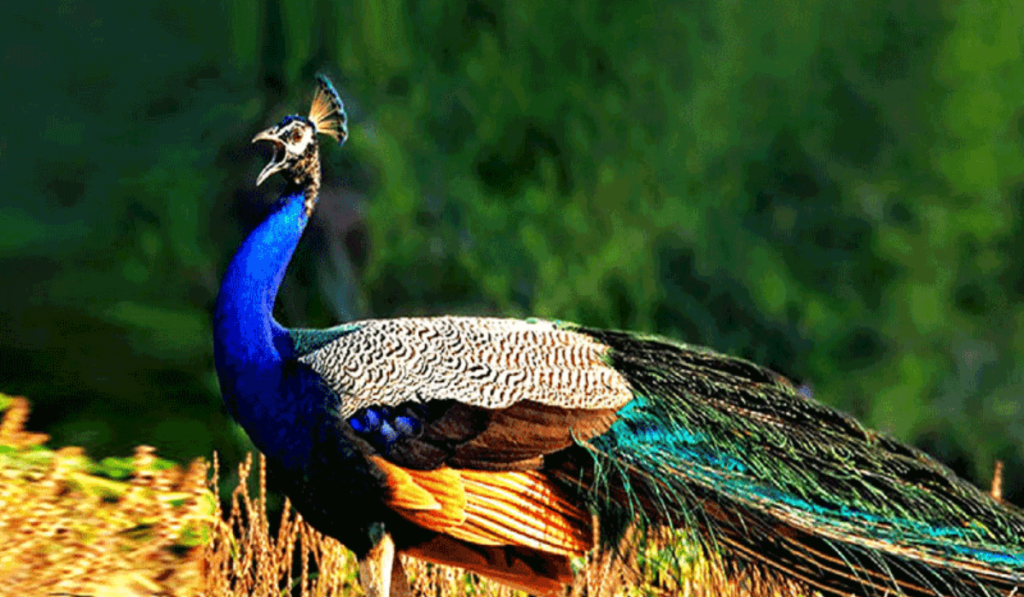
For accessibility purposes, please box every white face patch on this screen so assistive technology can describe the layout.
[279,122,315,156]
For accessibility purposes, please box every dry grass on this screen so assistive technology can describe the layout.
[0,393,811,596]
[201,451,362,596]
[0,394,212,596]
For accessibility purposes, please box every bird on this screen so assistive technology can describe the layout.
[214,76,1024,597]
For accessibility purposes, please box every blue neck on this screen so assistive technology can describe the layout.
[214,191,308,449]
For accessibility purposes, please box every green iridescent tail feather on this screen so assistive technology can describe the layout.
[563,325,1024,596]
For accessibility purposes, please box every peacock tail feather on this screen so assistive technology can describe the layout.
[571,324,1024,596]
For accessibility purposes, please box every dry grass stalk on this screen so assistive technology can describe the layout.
[201,451,361,596]
[992,460,1004,502]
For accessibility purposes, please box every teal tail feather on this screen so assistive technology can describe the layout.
[564,325,1024,596]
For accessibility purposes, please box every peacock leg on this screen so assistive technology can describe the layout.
[358,531,397,597]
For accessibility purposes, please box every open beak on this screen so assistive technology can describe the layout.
[252,128,285,187]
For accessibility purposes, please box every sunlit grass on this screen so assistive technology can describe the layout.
[0,394,212,596]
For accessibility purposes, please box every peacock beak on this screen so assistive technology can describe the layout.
[252,128,286,187]
[252,128,277,145]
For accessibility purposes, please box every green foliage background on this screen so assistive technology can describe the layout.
[2,1,1023,502]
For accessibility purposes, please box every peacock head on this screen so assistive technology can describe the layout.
[252,115,318,188]
[252,75,348,210]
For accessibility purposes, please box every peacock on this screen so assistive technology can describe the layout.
[214,76,1024,597]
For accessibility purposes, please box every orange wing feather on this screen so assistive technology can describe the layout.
[370,456,466,528]
[460,470,592,555]
[369,456,593,557]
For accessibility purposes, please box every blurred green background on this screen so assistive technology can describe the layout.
[2,1,1023,503]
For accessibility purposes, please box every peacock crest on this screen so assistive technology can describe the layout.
[308,74,348,145]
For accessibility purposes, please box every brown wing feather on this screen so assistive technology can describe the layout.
[448,402,620,469]
[383,401,621,471]
[404,535,573,597]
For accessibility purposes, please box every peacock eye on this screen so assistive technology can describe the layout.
[291,130,301,143]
